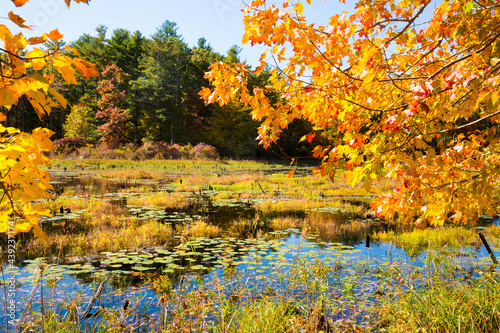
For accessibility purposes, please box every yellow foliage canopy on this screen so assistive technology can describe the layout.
[0,0,97,237]
[202,0,500,225]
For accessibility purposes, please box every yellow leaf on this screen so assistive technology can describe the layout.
[64,45,80,56]
[52,55,77,84]
[31,127,55,151]
[72,58,98,78]
[295,2,304,15]
[25,48,45,59]
[0,89,15,107]
[25,48,47,70]
[0,211,10,233]
[32,224,48,243]
[48,87,68,108]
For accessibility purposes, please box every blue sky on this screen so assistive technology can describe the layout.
[4,0,349,67]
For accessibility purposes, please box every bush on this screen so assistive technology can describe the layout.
[135,142,184,160]
[192,143,220,160]
[53,137,86,154]
[135,141,166,159]
[164,144,183,159]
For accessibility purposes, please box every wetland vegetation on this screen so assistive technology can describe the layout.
[1,158,500,332]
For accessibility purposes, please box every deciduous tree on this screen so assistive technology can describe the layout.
[202,0,500,225]
[64,103,98,142]
[0,0,97,236]
[96,64,130,147]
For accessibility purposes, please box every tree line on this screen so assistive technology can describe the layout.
[3,20,320,159]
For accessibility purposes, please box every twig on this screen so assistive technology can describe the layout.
[80,278,107,319]
[257,182,266,194]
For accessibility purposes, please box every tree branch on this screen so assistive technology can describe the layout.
[439,109,500,134]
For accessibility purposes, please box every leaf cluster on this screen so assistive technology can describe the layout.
[0,0,97,236]
[202,0,500,225]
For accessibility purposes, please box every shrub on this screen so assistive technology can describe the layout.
[134,142,185,159]
[134,141,166,159]
[192,142,219,160]
[164,144,183,159]
[53,137,86,154]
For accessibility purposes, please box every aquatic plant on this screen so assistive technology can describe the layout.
[128,192,189,210]
[183,221,223,239]
[377,253,500,333]
[372,226,483,256]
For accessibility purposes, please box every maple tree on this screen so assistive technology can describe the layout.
[0,0,97,237]
[96,64,131,147]
[202,0,500,225]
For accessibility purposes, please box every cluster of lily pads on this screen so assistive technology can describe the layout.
[126,206,202,224]
[14,229,357,285]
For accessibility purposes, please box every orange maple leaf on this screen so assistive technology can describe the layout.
[8,11,32,29]
[10,0,29,7]
[46,29,64,41]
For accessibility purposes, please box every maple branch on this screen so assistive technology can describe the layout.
[438,109,500,134]
[0,182,22,218]
[406,20,500,79]
[267,51,318,89]
[0,72,26,80]
[379,76,429,82]
[294,17,361,83]
[431,174,481,191]
[473,0,500,10]
[428,28,500,81]
[367,37,410,93]
[0,47,53,61]
[363,18,418,33]
[413,37,444,66]
[383,3,429,47]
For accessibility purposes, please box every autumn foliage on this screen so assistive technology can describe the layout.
[202,0,500,225]
[0,0,97,236]
[97,64,131,147]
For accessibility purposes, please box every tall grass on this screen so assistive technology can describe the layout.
[377,253,500,332]
[372,226,482,256]
[128,192,189,209]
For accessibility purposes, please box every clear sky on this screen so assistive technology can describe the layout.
[3,0,349,67]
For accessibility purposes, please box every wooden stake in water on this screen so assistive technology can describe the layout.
[479,232,498,264]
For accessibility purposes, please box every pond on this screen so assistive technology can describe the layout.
[1,171,499,331]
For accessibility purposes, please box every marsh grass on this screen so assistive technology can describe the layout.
[256,198,328,213]
[183,220,223,238]
[127,192,189,209]
[25,219,174,258]
[372,226,488,256]
[101,169,161,180]
[306,212,371,242]
[377,252,500,333]
[24,198,175,257]
[212,298,302,333]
